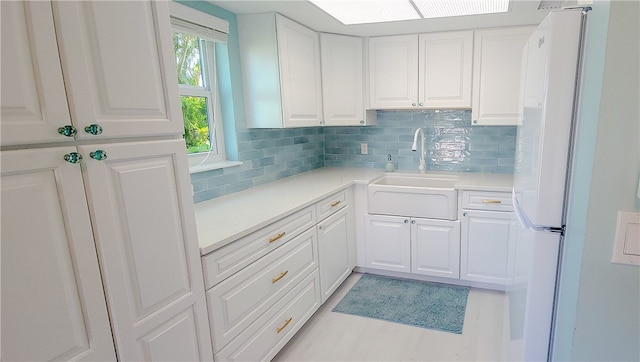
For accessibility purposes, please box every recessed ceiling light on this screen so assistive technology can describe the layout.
[309,0,510,25]
[309,0,422,25]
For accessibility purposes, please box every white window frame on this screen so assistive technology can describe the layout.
[169,2,241,173]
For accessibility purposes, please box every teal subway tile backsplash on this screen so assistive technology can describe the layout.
[191,111,516,203]
[324,110,517,174]
[179,0,517,204]
[191,126,325,203]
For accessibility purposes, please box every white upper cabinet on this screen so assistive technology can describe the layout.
[472,26,535,125]
[238,13,323,128]
[1,1,183,146]
[368,35,419,109]
[368,31,472,110]
[52,1,183,139]
[418,31,473,108]
[1,2,72,146]
[277,15,324,126]
[320,33,376,126]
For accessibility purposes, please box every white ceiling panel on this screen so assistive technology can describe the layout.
[208,0,551,36]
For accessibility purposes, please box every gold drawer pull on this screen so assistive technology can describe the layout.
[271,270,288,284]
[482,200,502,204]
[268,232,286,243]
[330,200,341,207]
[276,317,293,333]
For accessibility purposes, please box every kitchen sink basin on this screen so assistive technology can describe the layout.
[368,174,458,220]
[372,174,457,189]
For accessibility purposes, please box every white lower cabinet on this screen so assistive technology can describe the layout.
[411,218,461,279]
[364,187,518,288]
[365,214,412,273]
[365,214,460,278]
[1,140,213,361]
[318,206,352,303]
[217,271,321,362]
[1,148,116,361]
[79,139,214,361]
[460,190,518,285]
[202,188,354,361]
[460,210,517,284]
[201,206,317,289]
[207,228,318,352]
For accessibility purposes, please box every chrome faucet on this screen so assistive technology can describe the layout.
[411,128,426,173]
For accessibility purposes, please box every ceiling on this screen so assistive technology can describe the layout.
[208,0,557,37]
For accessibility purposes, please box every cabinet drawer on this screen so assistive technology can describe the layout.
[207,228,318,352]
[202,206,316,289]
[316,188,349,221]
[216,270,321,362]
[461,190,513,212]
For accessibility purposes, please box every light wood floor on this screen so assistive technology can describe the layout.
[273,273,516,361]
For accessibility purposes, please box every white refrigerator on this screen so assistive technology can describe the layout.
[511,8,589,361]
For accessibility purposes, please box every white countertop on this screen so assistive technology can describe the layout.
[194,167,513,255]
[194,167,384,255]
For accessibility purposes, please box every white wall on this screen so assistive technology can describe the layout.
[553,0,640,360]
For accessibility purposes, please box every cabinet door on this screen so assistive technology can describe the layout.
[365,214,411,273]
[368,35,419,109]
[318,207,352,303]
[0,1,72,146]
[320,34,364,126]
[1,148,115,361]
[472,27,534,125]
[276,14,323,127]
[418,31,473,108]
[411,218,461,279]
[79,139,213,361]
[52,1,183,139]
[460,210,518,284]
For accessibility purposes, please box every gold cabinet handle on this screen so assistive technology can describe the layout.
[268,232,286,243]
[271,270,288,284]
[276,317,293,333]
[482,200,502,204]
[330,200,341,207]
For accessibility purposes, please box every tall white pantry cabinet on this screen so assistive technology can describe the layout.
[0,1,213,361]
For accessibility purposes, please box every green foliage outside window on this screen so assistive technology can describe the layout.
[181,96,210,153]
[173,32,212,154]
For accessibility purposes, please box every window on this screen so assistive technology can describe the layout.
[169,2,239,172]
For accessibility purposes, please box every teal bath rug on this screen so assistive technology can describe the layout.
[332,274,469,334]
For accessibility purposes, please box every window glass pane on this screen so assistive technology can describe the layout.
[173,32,203,87]
[181,96,212,154]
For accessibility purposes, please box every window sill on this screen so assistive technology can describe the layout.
[189,160,243,174]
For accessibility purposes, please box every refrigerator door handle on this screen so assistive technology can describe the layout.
[512,188,545,231]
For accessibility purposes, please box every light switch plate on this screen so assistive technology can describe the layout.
[612,211,640,266]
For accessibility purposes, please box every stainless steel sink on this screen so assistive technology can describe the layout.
[368,173,458,220]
